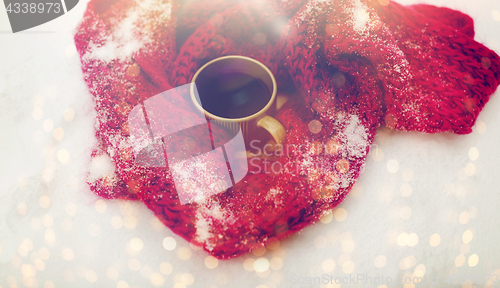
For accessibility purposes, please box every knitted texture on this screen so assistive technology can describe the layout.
[74,0,500,259]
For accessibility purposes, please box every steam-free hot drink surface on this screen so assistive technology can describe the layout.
[197,72,271,119]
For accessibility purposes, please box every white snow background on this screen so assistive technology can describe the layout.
[1,0,500,287]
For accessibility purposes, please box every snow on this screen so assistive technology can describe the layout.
[349,0,371,33]
[87,153,116,183]
[84,0,172,63]
[296,0,330,24]
[336,113,370,159]
[170,149,231,205]
[194,199,234,251]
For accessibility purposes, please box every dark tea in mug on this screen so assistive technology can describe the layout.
[196,72,271,119]
[192,56,275,121]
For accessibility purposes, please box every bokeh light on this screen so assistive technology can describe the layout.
[492,10,500,21]
[320,212,333,224]
[322,258,336,272]
[459,211,470,224]
[468,147,479,161]
[150,273,164,287]
[57,149,71,164]
[407,234,418,247]
[18,202,28,215]
[43,119,53,132]
[371,146,384,162]
[254,258,270,273]
[130,238,143,252]
[128,259,141,271]
[374,255,387,268]
[33,107,43,120]
[64,108,75,121]
[270,257,283,271]
[400,183,412,197]
[460,243,470,255]
[65,44,77,57]
[462,230,473,244]
[244,258,255,271]
[205,256,219,269]
[387,159,399,173]
[177,247,192,260]
[86,270,98,283]
[397,233,409,246]
[429,234,441,247]
[53,127,64,141]
[42,214,54,227]
[160,262,173,275]
[455,255,465,267]
[399,206,412,220]
[468,254,479,267]
[465,163,475,176]
[308,120,322,134]
[95,200,107,213]
[163,237,176,251]
[342,261,355,274]
[252,246,266,257]
[334,208,347,222]
[62,248,75,261]
[39,195,50,209]
[111,216,124,229]
[475,121,486,134]
[117,280,129,288]
[106,267,119,280]
[180,273,194,285]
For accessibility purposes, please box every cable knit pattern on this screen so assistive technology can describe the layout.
[74,0,500,259]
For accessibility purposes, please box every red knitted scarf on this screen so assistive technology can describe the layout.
[75,0,500,259]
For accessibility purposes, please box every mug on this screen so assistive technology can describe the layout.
[190,55,286,147]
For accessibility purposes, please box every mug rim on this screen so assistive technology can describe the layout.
[190,55,277,122]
